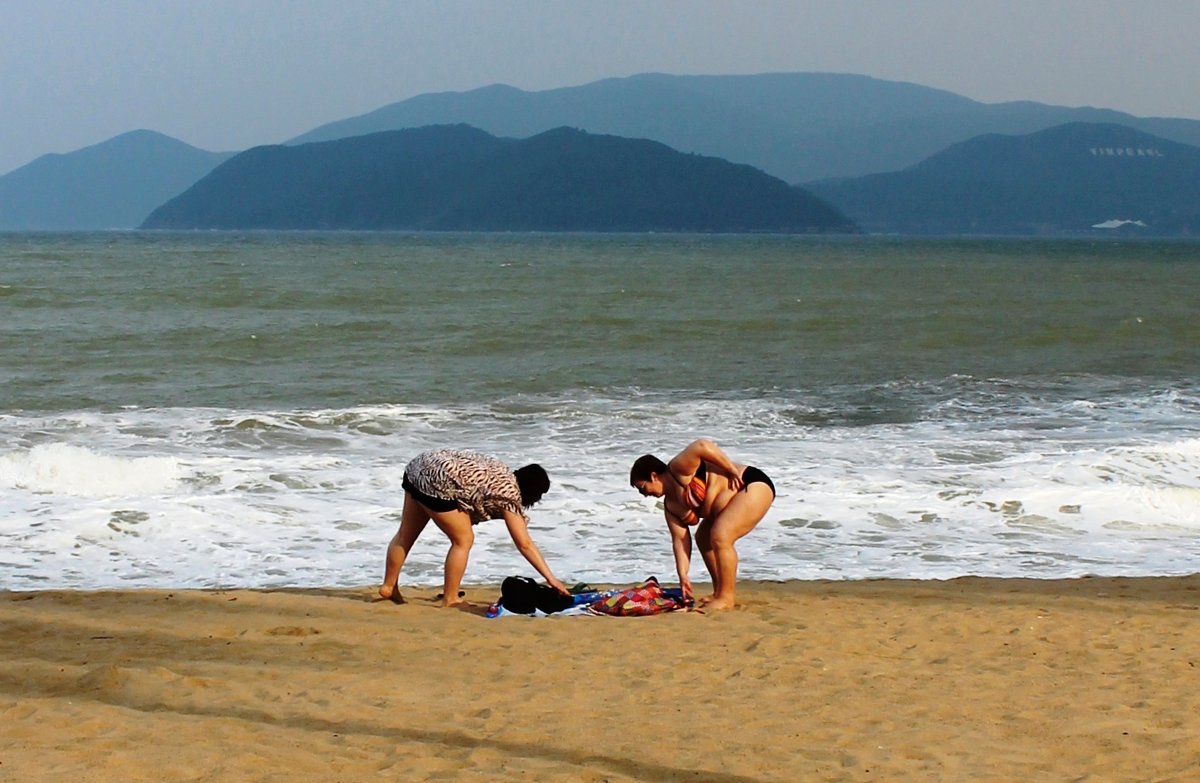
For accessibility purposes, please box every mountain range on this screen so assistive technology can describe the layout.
[808,123,1200,236]
[4,71,1200,234]
[141,125,852,232]
[288,73,1200,184]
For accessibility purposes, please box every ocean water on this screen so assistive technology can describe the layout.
[2,231,1199,590]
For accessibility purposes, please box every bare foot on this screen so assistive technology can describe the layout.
[700,597,736,611]
[438,590,467,608]
[697,594,717,607]
[378,584,405,604]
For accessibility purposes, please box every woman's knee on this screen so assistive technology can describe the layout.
[447,526,474,549]
[708,527,739,550]
[709,509,767,548]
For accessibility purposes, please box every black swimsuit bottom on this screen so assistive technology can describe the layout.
[402,475,458,513]
[742,465,776,498]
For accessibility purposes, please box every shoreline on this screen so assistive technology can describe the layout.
[4,575,1199,781]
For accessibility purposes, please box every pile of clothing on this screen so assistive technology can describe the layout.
[486,575,691,618]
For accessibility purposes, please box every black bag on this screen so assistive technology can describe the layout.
[499,575,574,615]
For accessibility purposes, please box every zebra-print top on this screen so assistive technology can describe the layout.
[403,449,525,523]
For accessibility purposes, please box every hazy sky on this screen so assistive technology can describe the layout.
[3,0,1199,175]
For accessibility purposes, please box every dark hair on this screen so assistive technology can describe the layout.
[513,464,551,507]
[629,454,667,485]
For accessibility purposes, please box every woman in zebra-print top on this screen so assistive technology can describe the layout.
[379,449,570,608]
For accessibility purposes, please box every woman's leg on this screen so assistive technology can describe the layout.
[702,483,774,610]
[693,524,722,603]
[379,492,431,602]
[428,509,476,607]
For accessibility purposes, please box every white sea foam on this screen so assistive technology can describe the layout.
[2,394,1199,590]
[0,443,183,496]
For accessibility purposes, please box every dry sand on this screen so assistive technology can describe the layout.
[3,576,1199,782]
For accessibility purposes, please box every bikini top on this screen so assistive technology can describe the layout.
[674,462,707,526]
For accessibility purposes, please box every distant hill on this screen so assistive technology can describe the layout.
[15,73,1200,231]
[142,124,853,233]
[288,72,1200,184]
[806,123,1200,236]
[0,131,233,230]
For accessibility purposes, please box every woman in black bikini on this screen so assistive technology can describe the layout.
[629,439,775,610]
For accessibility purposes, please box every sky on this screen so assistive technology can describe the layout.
[3,0,1199,175]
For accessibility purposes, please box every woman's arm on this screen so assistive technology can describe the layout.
[665,512,695,600]
[503,511,569,595]
[669,438,744,489]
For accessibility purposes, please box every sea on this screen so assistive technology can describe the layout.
[2,231,1199,591]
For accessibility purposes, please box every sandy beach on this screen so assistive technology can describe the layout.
[2,576,1199,782]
